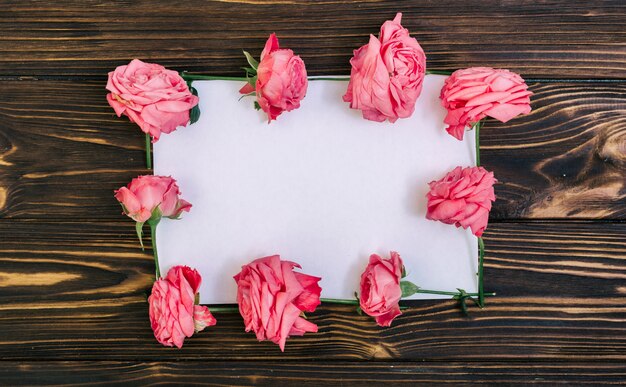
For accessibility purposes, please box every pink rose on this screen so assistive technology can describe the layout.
[148,265,216,348]
[233,255,321,351]
[114,175,191,223]
[359,251,403,327]
[239,34,308,122]
[440,67,532,140]
[106,59,199,141]
[426,166,497,237]
[343,13,426,123]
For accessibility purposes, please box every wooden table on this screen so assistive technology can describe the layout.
[1,1,625,384]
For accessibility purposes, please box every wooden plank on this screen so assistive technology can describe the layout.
[483,83,626,220]
[0,80,623,220]
[1,361,626,385]
[0,220,624,360]
[0,81,146,219]
[0,1,624,78]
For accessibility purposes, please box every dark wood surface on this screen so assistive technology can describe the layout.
[3,362,626,386]
[1,0,624,79]
[0,0,624,385]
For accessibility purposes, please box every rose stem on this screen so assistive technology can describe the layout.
[413,289,494,297]
[182,73,452,83]
[307,77,351,81]
[425,70,453,76]
[306,71,453,82]
[145,133,152,170]
[478,237,485,307]
[321,290,496,306]
[320,298,359,305]
[204,306,240,313]
[180,74,248,82]
[150,223,160,279]
[474,120,486,307]
[475,120,482,167]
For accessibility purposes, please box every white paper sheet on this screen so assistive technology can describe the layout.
[154,75,477,304]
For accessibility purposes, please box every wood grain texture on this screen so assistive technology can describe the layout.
[0,80,624,220]
[0,0,625,79]
[0,220,624,361]
[483,83,626,220]
[2,361,626,385]
[1,1,625,383]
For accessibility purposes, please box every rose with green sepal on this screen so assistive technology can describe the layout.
[115,175,191,278]
[238,33,308,122]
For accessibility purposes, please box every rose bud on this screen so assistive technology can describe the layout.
[115,175,191,223]
[359,251,404,327]
[148,265,216,348]
[114,175,191,248]
[239,34,308,122]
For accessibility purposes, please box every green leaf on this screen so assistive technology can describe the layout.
[189,105,201,124]
[184,76,193,92]
[254,101,261,111]
[401,265,407,278]
[356,306,363,316]
[242,50,259,70]
[195,293,200,305]
[147,206,162,227]
[247,75,257,88]
[189,86,201,124]
[400,281,420,298]
[238,91,256,101]
[241,67,257,77]
[135,221,145,250]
